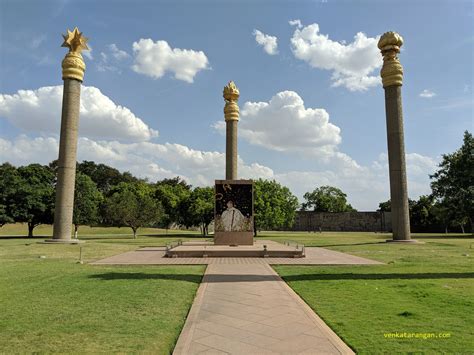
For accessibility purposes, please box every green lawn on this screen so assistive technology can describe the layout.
[0,225,206,353]
[0,223,202,239]
[1,225,472,353]
[269,232,474,353]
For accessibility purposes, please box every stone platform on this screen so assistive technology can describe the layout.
[166,240,304,258]
[91,240,381,266]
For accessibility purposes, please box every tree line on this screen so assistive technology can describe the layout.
[0,161,300,237]
[0,131,471,236]
[378,131,473,233]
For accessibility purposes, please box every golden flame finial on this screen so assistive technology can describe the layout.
[223,81,240,121]
[378,31,404,88]
[223,81,240,102]
[61,27,88,82]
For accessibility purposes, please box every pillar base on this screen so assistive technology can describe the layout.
[41,239,85,244]
[214,232,254,246]
[385,239,422,244]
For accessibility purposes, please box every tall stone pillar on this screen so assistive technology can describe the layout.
[223,81,240,180]
[49,28,89,243]
[378,32,412,242]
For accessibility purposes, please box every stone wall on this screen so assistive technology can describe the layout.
[288,211,392,232]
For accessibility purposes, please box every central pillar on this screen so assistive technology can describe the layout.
[378,32,413,242]
[215,81,254,245]
[47,28,89,244]
[223,81,239,179]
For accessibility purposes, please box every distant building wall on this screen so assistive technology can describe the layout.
[288,211,392,232]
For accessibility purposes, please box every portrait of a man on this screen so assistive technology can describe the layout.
[220,200,246,231]
[215,181,253,233]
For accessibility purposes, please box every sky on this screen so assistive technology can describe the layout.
[0,0,472,210]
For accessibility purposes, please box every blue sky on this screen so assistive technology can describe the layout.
[0,0,472,210]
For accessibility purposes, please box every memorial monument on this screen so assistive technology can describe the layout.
[166,81,301,256]
[214,82,254,245]
[46,28,89,243]
[378,32,413,242]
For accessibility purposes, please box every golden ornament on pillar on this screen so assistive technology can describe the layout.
[61,27,89,82]
[223,81,240,121]
[378,31,404,88]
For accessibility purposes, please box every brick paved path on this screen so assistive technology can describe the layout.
[92,243,380,353]
[173,263,354,355]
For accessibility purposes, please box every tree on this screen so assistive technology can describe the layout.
[302,186,356,212]
[104,182,162,238]
[377,199,418,215]
[410,195,435,229]
[0,163,20,227]
[377,200,392,212]
[182,187,214,236]
[378,197,437,231]
[0,205,13,227]
[76,160,139,194]
[254,179,299,234]
[430,131,473,233]
[154,177,192,228]
[431,202,453,234]
[73,173,103,238]
[10,164,55,237]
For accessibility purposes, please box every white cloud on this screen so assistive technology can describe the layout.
[0,86,158,141]
[108,43,129,60]
[97,52,118,72]
[368,152,438,206]
[83,44,93,60]
[131,39,209,83]
[0,136,58,166]
[276,152,437,210]
[30,34,47,49]
[214,90,341,159]
[0,82,437,211]
[210,89,437,209]
[0,135,271,187]
[290,23,382,91]
[289,19,303,29]
[96,44,129,72]
[253,29,279,55]
[375,152,438,177]
[0,134,437,210]
[419,89,436,98]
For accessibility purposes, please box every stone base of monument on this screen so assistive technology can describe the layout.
[214,231,253,245]
[165,240,304,258]
[385,239,422,244]
[41,239,85,244]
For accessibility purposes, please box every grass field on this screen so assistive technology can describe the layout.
[0,224,206,353]
[1,224,473,353]
[269,231,474,353]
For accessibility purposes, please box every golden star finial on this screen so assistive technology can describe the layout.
[61,27,89,54]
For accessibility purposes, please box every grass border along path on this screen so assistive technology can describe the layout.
[272,232,473,353]
[1,226,472,353]
[0,236,206,354]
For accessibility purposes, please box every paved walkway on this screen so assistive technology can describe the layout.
[173,263,354,354]
[91,243,379,353]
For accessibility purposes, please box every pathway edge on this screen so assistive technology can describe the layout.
[265,264,355,355]
[173,264,210,355]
